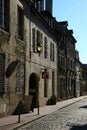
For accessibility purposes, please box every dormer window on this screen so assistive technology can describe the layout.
[30,0,41,12]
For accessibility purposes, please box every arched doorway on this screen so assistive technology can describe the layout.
[29,73,39,109]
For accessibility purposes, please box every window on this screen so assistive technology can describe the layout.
[59,55,61,67]
[32,28,37,52]
[44,37,48,58]
[67,58,69,68]
[0,0,9,31]
[52,43,54,60]
[50,42,55,61]
[30,0,41,12]
[37,30,43,52]
[36,1,41,12]
[50,42,52,60]
[0,54,5,95]
[40,32,43,46]
[60,78,63,98]
[32,28,43,53]
[18,6,24,40]
[44,69,47,97]
[62,57,65,68]
[37,30,40,51]
[53,43,55,61]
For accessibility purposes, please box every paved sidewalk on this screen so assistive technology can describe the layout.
[0,95,87,130]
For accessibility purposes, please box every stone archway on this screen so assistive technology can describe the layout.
[29,73,39,109]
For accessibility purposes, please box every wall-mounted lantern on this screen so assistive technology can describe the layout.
[37,45,42,56]
[37,45,42,52]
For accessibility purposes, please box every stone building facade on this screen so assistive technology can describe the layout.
[53,20,77,100]
[80,63,87,96]
[0,0,58,116]
[1,0,85,117]
[75,50,81,97]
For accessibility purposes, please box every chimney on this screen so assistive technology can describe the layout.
[46,0,53,15]
[40,0,44,11]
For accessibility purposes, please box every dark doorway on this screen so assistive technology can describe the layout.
[29,73,39,109]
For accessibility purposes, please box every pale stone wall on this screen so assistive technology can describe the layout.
[0,0,58,114]
[29,20,57,106]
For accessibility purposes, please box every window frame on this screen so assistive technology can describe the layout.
[50,42,55,62]
[44,36,48,58]
[17,6,24,40]
[32,28,37,52]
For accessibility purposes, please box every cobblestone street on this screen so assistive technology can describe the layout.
[16,97,87,130]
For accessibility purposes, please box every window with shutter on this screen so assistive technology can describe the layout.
[50,42,52,61]
[50,42,55,61]
[44,69,47,97]
[18,6,24,40]
[37,30,43,52]
[37,30,40,49]
[53,43,55,61]
[44,37,48,58]
[4,0,9,31]
[32,29,43,53]
[40,32,43,47]
[32,28,37,52]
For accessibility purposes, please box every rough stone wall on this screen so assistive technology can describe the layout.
[0,0,58,115]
